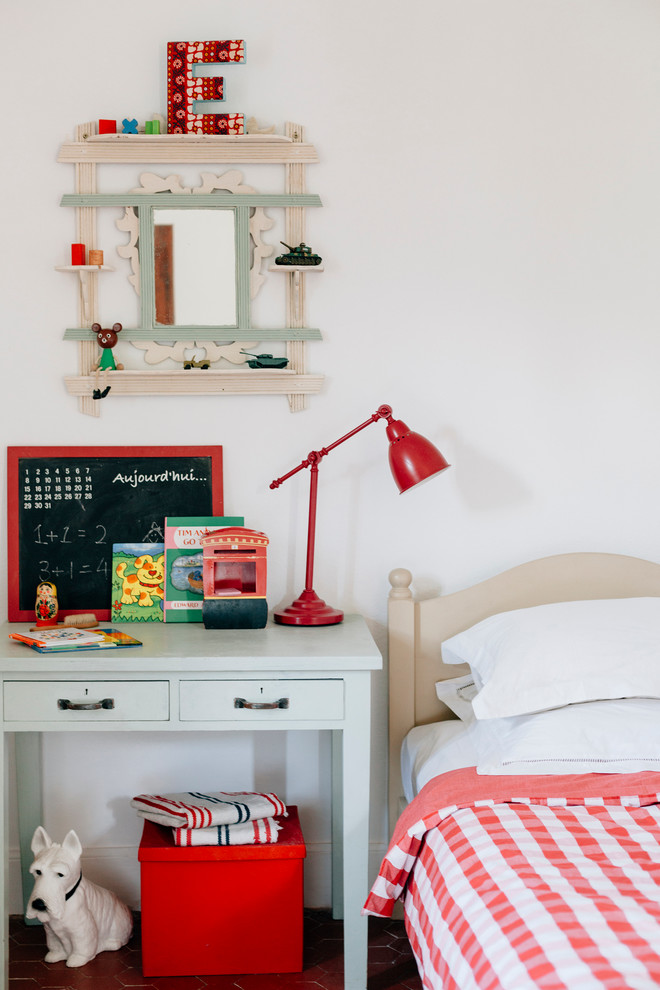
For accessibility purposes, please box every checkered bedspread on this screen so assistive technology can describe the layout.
[364,768,660,989]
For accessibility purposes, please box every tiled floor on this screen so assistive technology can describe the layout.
[8,911,422,990]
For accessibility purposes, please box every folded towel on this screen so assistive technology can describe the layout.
[173,816,283,846]
[131,790,287,829]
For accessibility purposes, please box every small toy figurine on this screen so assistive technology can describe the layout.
[92,322,124,399]
[35,581,58,626]
[26,826,132,968]
[274,242,322,266]
[240,350,289,369]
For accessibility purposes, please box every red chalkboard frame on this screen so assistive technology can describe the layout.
[7,445,224,622]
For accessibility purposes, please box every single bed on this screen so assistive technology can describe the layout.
[365,552,660,989]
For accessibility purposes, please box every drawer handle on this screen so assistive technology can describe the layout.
[57,698,115,711]
[234,697,290,710]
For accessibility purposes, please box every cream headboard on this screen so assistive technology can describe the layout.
[387,552,660,834]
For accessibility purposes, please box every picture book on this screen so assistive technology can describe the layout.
[110,543,165,622]
[9,627,143,653]
[164,516,243,622]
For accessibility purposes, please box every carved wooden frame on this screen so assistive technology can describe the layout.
[58,122,323,416]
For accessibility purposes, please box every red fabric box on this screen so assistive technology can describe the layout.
[138,805,305,976]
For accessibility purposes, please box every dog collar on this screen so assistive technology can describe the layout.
[65,873,82,901]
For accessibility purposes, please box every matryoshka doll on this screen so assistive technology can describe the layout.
[35,581,58,626]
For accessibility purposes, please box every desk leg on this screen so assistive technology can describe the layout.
[1,729,6,990]
[15,733,41,921]
[342,673,371,990]
[331,729,343,919]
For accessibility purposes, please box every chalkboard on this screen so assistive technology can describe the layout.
[8,446,223,621]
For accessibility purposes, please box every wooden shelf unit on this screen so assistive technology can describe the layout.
[59,122,323,416]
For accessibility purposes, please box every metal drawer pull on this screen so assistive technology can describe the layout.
[234,697,290,710]
[57,698,115,711]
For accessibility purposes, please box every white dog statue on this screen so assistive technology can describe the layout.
[26,826,133,967]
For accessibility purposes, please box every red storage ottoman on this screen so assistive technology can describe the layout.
[138,805,305,976]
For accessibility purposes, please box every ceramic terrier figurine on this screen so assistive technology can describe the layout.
[26,826,133,967]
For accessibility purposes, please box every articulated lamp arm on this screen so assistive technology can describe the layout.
[269,404,449,626]
[269,405,395,491]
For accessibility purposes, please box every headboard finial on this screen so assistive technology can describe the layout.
[389,568,413,600]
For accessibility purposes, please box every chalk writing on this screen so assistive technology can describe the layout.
[112,468,205,487]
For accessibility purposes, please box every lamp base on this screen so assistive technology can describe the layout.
[273,589,344,626]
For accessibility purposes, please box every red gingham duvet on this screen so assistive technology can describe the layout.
[364,768,660,989]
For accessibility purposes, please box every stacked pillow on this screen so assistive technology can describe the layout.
[436,597,660,775]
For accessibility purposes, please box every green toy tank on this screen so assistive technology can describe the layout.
[241,350,289,369]
[275,241,322,266]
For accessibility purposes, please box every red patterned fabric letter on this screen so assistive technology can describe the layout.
[167,41,245,135]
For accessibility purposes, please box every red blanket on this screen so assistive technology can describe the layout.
[365,768,660,989]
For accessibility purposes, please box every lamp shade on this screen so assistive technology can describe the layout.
[386,417,450,493]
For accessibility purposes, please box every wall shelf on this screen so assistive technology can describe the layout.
[64,369,324,398]
[57,133,320,166]
[56,264,116,326]
[60,121,323,416]
[63,327,322,342]
[56,265,115,272]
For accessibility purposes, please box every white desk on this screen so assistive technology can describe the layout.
[0,615,382,990]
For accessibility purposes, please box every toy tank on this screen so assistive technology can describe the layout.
[241,350,289,369]
[275,241,322,266]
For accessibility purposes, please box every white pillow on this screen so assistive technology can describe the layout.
[402,721,480,799]
[441,597,660,719]
[435,674,477,721]
[475,697,660,775]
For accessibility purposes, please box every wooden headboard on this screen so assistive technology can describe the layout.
[387,551,660,833]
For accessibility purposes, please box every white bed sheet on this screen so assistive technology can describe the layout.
[401,719,479,802]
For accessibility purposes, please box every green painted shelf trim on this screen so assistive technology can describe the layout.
[64,327,322,342]
[61,193,322,208]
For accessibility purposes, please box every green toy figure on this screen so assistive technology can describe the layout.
[92,322,124,399]
[274,242,322,266]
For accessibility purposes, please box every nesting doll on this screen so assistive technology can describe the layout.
[35,581,58,625]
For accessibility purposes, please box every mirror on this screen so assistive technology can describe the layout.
[153,208,237,327]
[116,171,276,344]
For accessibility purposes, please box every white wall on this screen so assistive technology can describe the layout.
[3,0,660,909]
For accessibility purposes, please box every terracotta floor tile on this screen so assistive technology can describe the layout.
[9,913,422,990]
[194,978,243,990]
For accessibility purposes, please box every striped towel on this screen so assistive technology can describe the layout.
[174,816,283,847]
[131,790,287,829]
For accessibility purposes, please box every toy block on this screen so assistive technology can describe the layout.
[145,120,161,134]
[71,243,86,265]
[167,41,245,134]
[122,118,138,134]
[98,119,116,134]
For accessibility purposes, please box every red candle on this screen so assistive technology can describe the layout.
[71,243,86,265]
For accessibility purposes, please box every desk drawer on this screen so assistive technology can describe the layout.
[180,679,344,721]
[4,681,169,722]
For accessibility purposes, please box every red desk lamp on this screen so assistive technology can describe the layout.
[270,404,450,626]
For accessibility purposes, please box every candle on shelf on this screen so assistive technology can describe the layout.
[89,249,104,266]
[71,243,86,265]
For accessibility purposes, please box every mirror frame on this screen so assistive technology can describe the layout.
[116,170,277,338]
